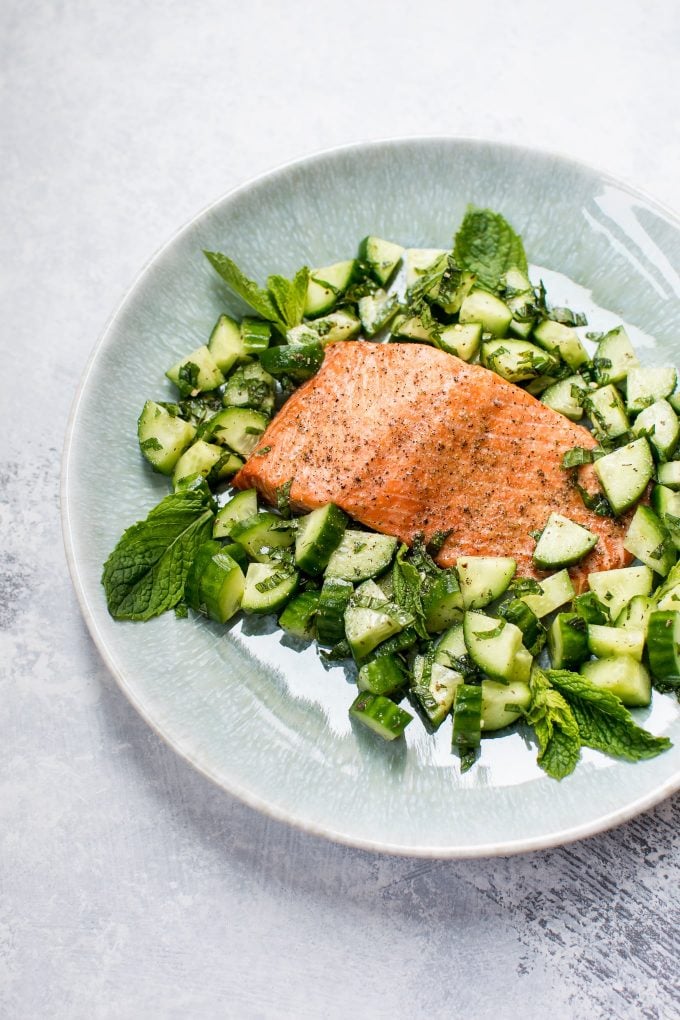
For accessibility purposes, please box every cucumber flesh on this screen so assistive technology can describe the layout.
[614,594,654,632]
[481,679,531,732]
[434,622,468,667]
[172,440,229,488]
[541,375,587,421]
[213,489,258,539]
[632,399,680,460]
[583,384,630,440]
[657,462,680,490]
[166,345,225,396]
[242,563,298,615]
[581,655,651,707]
[325,531,398,582]
[137,401,196,475]
[594,438,654,515]
[287,310,361,347]
[520,570,574,618]
[409,657,463,729]
[207,406,269,457]
[349,692,413,740]
[405,248,447,292]
[295,503,347,575]
[533,512,598,569]
[623,504,675,576]
[436,323,483,362]
[222,362,275,414]
[499,598,546,655]
[587,624,645,662]
[459,290,512,337]
[359,236,404,286]
[587,565,653,621]
[533,318,589,370]
[230,511,295,562]
[456,556,516,609]
[626,366,677,415]
[240,317,271,355]
[593,326,639,385]
[344,590,412,662]
[305,260,356,317]
[463,612,523,681]
[358,290,400,337]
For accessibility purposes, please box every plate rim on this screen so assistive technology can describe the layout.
[61,136,680,858]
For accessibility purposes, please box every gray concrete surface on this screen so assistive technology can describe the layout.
[1,2,679,1017]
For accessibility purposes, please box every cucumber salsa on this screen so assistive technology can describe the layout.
[102,207,675,780]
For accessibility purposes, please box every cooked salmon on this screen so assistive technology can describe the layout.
[233,341,630,584]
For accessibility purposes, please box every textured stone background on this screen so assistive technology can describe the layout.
[1,2,679,1017]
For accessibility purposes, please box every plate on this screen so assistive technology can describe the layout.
[62,138,680,857]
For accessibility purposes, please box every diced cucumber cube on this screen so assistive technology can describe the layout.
[230,511,295,563]
[405,248,447,292]
[626,366,677,415]
[166,345,225,396]
[221,362,275,415]
[480,679,531,732]
[213,489,258,539]
[456,556,516,609]
[242,563,298,615]
[349,691,413,741]
[325,531,398,582]
[463,612,523,681]
[548,612,589,669]
[305,260,356,317]
[481,339,560,383]
[594,438,654,515]
[137,400,196,475]
[648,610,680,683]
[359,236,404,287]
[437,323,483,362]
[521,570,574,618]
[533,319,589,370]
[657,462,680,490]
[532,512,598,569]
[207,314,244,373]
[593,326,639,385]
[623,504,675,576]
[583,384,629,440]
[587,624,645,661]
[357,655,405,697]
[580,656,651,707]
[460,290,512,337]
[587,565,653,621]
[409,657,463,729]
[206,407,269,457]
[541,375,587,421]
[358,290,400,338]
[632,399,680,460]
[287,310,361,347]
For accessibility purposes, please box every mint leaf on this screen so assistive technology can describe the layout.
[525,668,581,779]
[547,670,672,761]
[102,488,215,620]
[267,267,310,329]
[392,543,428,639]
[453,207,528,292]
[204,251,280,323]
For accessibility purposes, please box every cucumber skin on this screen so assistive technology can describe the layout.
[648,610,680,682]
[316,578,354,647]
[278,590,321,639]
[295,504,347,575]
[349,691,413,740]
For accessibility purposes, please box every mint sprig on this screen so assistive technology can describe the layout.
[453,206,528,292]
[101,487,215,620]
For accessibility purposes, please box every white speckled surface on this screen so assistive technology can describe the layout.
[2,1,680,1017]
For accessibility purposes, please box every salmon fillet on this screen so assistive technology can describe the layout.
[234,341,630,584]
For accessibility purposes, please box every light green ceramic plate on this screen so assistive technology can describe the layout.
[62,139,680,857]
